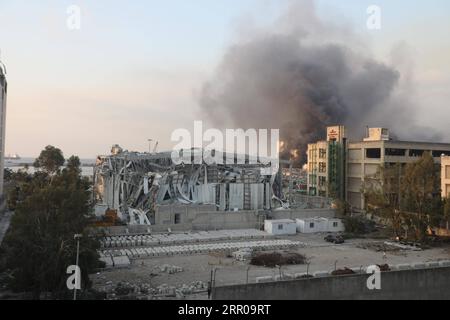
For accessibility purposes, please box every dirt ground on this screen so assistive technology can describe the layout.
[90,233,450,299]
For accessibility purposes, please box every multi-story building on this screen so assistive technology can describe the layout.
[0,63,7,196]
[307,126,346,199]
[346,128,450,210]
[307,126,450,211]
[441,156,450,199]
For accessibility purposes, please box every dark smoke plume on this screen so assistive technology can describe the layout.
[199,0,434,165]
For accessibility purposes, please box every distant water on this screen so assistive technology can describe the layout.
[5,157,95,177]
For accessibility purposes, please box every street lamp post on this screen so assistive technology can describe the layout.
[74,234,82,301]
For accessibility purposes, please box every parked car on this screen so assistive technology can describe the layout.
[324,234,345,244]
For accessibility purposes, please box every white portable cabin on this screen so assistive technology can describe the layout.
[296,218,344,234]
[326,218,345,233]
[296,218,327,233]
[264,219,297,236]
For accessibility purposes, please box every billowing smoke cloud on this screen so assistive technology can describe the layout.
[199,0,437,164]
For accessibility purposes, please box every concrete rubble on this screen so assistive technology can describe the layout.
[100,239,304,260]
[384,241,423,251]
[232,248,253,261]
[100,229,272,249]
[100,280,209,300]
[159,264,184,274]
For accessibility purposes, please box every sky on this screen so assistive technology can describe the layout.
[1,0,450,158]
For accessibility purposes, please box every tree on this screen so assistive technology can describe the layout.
[401,152,442,241]
[2,149,103,299]
[444,200,450,230]
[3,168,14,182]
[66,155,81,175]
[33,146,65,175]
[363,153,444,241]
[362,163,403,237]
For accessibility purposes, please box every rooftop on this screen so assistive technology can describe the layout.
[266,219,296,224]
[348,139,450,147]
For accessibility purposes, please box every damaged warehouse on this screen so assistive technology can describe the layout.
[93,145,278,226]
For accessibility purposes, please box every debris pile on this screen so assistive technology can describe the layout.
[101,239,303,260]
[232,248,253,261]
[357,242,401,252]
[357,241,423,253]
[377,264,391,272]
[103,281,208,300]
[384,241,423,251]
[250,252,307,268]
[159,264,184,274]
[331,268,356,276]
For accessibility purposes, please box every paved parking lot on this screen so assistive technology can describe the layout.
[91,231,450,298]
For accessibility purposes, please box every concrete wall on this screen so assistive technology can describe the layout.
[154,207,336,232]
[212,267,450,300]
[155,205,261,231]
[95,208,337,235]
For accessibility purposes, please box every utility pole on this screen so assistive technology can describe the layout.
[74,234,82,301]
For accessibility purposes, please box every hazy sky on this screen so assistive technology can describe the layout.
[1,0,450,158]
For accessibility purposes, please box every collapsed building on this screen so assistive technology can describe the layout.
[94,145,278,225]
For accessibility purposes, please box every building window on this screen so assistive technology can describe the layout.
[409,149,425,157]
[366,148,381,159]
[385,148,406,156]
[319,177,327,187]
[309,222,315,229]
[446,166,450,179]
[278,224,284,230]
[432,150,450,157]
[319,162,326,173]
[333,222,338,228]
[174,213,181,225]
[319,176,327,187]
[319,149,327,159]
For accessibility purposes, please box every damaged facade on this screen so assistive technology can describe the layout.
[94,146,277,225]
[307,125,450,211]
